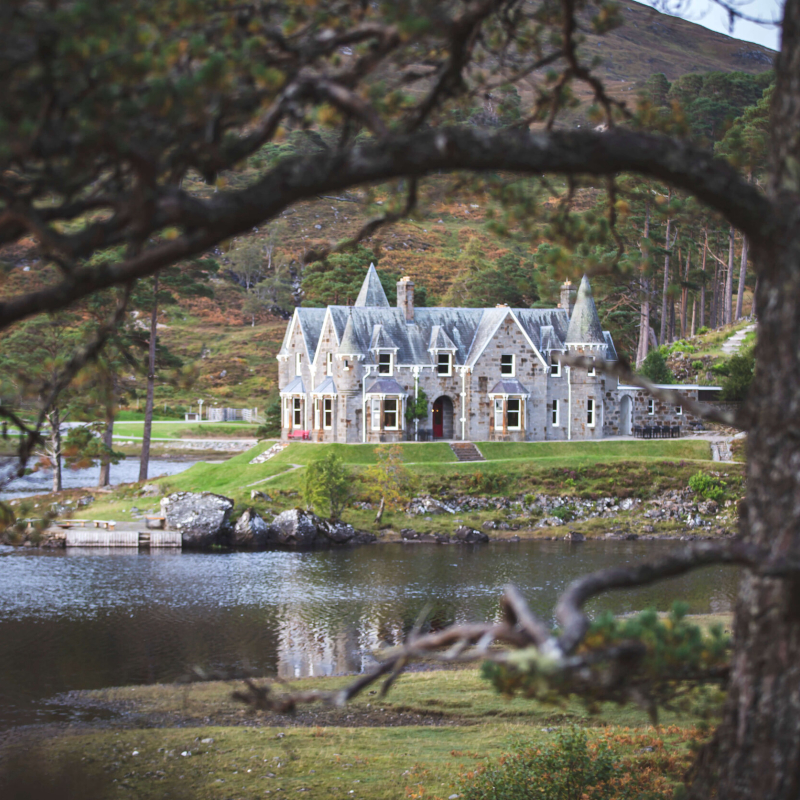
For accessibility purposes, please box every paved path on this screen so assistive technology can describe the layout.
[721,324,756,355]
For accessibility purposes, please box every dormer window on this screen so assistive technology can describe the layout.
[550,352,561,377]
[378,352,393,375]
[500,354,515,376]
[437,352,452,376]
[295,352,303,377]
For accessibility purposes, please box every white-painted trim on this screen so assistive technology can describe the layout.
[466,308,549,370]
[567,366,572,441]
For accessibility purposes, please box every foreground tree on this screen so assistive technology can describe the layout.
[0,1,796,795]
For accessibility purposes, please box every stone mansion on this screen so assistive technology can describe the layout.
[277,265,715,443]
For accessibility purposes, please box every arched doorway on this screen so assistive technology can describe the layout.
[619,394,633,436]
[432,396,454,439]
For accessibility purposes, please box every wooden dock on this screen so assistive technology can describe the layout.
[64,529,181,548]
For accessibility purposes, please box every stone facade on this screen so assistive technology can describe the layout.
[277,266,718,443]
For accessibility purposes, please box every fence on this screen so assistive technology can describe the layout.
[206,407,259,422]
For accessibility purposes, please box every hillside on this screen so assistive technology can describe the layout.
[0,0,771,415]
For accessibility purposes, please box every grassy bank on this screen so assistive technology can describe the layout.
[112,421,259,440]
[1,660,724,799]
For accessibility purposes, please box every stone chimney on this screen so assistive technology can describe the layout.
[397,276,415,323]
[560,279,575,318]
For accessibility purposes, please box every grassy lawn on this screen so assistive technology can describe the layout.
[160,440,711,500]
[2,666,719,799]
[113,421,259,440]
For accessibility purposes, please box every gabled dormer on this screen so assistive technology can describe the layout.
[370,324,398,376]
[428,325,457,376]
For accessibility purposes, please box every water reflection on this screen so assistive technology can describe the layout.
[0,542,740,730]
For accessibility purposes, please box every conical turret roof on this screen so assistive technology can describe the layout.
[338,314,362,354]
[565,275,605,345]
[354,263,390,307]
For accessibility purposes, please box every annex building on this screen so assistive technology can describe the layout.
[277,265,713,443]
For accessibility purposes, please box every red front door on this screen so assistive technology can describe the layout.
[432,398,444,438]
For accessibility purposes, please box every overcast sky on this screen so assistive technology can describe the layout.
[633,0,784,50]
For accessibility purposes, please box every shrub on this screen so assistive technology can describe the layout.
[715,349,755,401]
[459,726,619,800]
[691,360,704,371]
[639,349,675,384]
[697,326,710,335]
[551,504,575,521]
[257,396,282,439]
[688,471,727,502]
[304,452,353,521]
[465,470,507,494]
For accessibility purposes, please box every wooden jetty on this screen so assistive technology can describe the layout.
[64,528,181,548]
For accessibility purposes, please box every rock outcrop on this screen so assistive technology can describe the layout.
[232,508,271,548]
[161,491,234,547]
[266,509,376,548]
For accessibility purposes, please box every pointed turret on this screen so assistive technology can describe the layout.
[354,263,390,307]
[565,275,604,345]
[338,314,362,355]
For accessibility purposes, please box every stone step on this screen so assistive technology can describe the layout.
[450,442,485,462]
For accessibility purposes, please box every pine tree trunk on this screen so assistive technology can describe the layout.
[98,414,114,487]
[680,250,690,339]
[691,299,696,336]
[711,256,719,328]
[700,233,707,329]
[47,408,62,493]
[686,1,800,793]
[725,225,735,326]
[659,212,672,344]
[636,203,651,367]
[736,234,749,320]
[138,275,158,483]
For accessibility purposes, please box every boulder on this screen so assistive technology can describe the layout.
[160,491,234,548]
[266,509,376,548]
[453,526,489,543]
[267,509,319,547]
[232,508,271,548]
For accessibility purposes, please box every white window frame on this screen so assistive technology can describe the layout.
[323,397,333,429]
[326,352,333,376]
[378,352,393,376]
[437,352,452,377]
[293,397,302,427]
[295,352,303,377]
[371,398,382,430]
[507,398,522,431]
[493,398,504,430]
[313,398,319,429]
[648,398,655,415]
[550,352,561,377]
[552,398,560,427]
[284,398,292,428]
[587,398,595,428]
[500,354,515,377]
[343,359,350,371]
[384,398,399,430]
[675,406,683,416]
[587,357,596,377]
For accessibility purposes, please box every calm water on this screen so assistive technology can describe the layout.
[0,458,198,500]
[0,541,740,731]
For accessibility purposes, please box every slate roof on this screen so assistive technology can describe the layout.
[370,324,399,351]
[429,325,457,351]
[603,331,618,361]
[338,315,362,355]
[281,376,306,394]
[488,379,531,396]
[354,263,390,307]
[565,275,605,344]
[365,378,406,394]
[284,267,616,367]
[312,377,337,395]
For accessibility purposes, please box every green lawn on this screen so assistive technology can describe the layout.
[113,421,259,440]
[3,666,716,799]
[157,439,715,503]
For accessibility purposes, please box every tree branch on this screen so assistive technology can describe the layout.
[555,540,766,654]
[560,353,748,428]
[0,127,775,331]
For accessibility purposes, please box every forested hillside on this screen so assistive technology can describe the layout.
[0,0,773,416]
